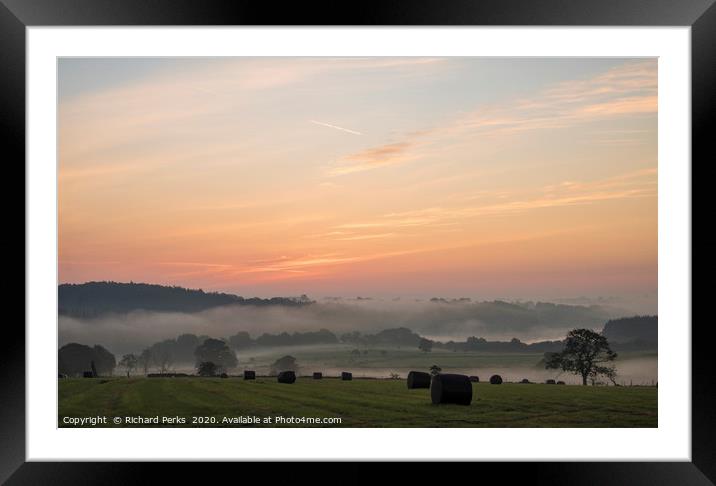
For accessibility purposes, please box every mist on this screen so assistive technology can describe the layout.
[126,342,657,386]
[59,298,629,356]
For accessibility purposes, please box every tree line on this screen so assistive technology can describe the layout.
[59,337,238,377]
[58,328,622,386]
[58,316,656,378]
[59,281,313,317]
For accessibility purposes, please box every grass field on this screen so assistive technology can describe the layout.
[243,346,550,373]
[59,377,657,428]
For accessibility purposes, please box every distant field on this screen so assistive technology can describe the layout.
[59,377,657,428]
[193,345,658,386]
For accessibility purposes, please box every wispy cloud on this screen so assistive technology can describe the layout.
[310,120,363,136]
[59,58,657,296]
[332,168,656,232]
[59,57,445,171]
[333,233,397,241]
[157,261,233,268]
[231,247,433,276]
[328,140,420,175]
[182,245,445,280]
[328,60,656,176]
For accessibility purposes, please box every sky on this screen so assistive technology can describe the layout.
[58,57,657,301]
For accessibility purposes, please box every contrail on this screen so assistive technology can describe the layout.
[310,120,363,136]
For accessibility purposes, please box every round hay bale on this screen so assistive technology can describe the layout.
[431,374,472,405]
[469,376,480,383]
[277,370,296,384]
[243,370,256,380]
[406,371,431,389]
[489,374,503,385]
[546,379,556,385]
[520,378,530,384]
[220,373,229,379]
[341,372,352,381]
[313,372,323,379]
[556,380,566,385]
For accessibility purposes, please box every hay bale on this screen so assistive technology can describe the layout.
[341,372,352,381]
[244,370,256,380]
[313,372,323,379]
[277,370,296,384]
[546,379,556,384]
[83,371,94,378]
[469,376,480,383]
[520,378,530,384]
[220,373,229,378]
[556,380,566,385]
[489,374,503,385]
[430,374,472,405]
[407,371,431,389]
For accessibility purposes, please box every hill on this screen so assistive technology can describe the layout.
[58,281,312,317]
[602,316,657,346]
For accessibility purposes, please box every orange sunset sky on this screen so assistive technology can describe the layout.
[58,57,657,300]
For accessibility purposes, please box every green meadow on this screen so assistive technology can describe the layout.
[59,377,657,428]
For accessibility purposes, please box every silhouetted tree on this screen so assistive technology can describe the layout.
[58,343,116,377]
[92,345,115,375]
[270,355,298,375]
[194,338,237,373]
[228,331,253,349]
[340,331,364,345]
[118,353,138,377]
[254,329,337,347]
[369,327,421,346]
[138,348,152,375]
[545,329,617,385]
[197,361,219,377]
[175,334,200,362]
[604,367,619,386]
[418,338,433,353]
[149,340,175,374]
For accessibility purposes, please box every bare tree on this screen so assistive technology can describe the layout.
[138,348,152,375]
[152,347,173,375]
[118,353,138,377]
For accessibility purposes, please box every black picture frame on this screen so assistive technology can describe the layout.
[3,0,710,483]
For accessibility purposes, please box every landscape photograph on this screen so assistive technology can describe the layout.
[58,56,658,428]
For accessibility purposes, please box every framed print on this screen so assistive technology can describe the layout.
[4,0,712,482]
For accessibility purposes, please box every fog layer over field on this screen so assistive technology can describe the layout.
[121,343,658,386]
[58,298,627,355]
[59,297,658,384]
